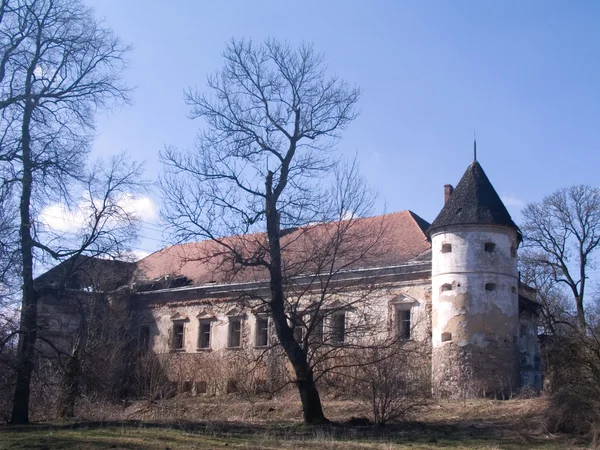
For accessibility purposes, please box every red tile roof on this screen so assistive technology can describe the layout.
[136,211,431,287]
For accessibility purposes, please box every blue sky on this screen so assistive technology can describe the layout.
[84,0,600,257]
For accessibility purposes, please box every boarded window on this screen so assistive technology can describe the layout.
[172,322,184,350]
[485,283,497,291]
[485,242,496,253]
[397,309,411,340]
[441,332,452,342]
[441,243,452,253]
[198,320,211,349]
[331,313,346,344]
[228,317,242,348]
[255,316,269,347]
[441,283,453,292]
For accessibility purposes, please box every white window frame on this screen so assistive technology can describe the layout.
[228,316,243,348]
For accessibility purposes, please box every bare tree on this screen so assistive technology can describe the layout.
[0,0,132,423]
[161,39,363,424]
[521,185,600,330]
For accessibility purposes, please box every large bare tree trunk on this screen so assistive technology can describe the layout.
[11,100,35,425]
[265,174,326,424]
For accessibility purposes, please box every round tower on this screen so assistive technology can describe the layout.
[428,159,520,399]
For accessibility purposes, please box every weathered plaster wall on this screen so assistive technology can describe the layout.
[431,226,519,398]
[134,278,433,390]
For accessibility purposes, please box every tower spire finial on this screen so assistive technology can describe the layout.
[473,131,477,161]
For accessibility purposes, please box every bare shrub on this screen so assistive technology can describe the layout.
[543,329,600,435]
[131,351,172,402]
[344,342,432,425]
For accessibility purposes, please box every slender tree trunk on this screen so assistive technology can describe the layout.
[10,99,35,424]
[265,172,327,425]
[575,295,586,330]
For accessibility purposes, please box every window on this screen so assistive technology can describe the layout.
[397,308,411,340]
[255,316,269,347]
[510,246,516,258]
[441,332,452,342]
[310,313,324,343]
[485,283,497,291]
[441,243,452,253]
[293,314,305,344]
[228,317,242,348]
[331,313,345,344]
[441,283,453,292]
[485,242,496,253]
[198,319,211,349]
[172,322,184,350]
[139,326,150,351]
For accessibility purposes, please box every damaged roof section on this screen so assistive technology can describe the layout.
[136,210,432,288]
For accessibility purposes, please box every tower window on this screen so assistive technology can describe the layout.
[511,246,516,258]
[441,283,453,292]
[485,283,497,291]
[441,243,452,253]
[441,332,452,342]
[485,242,496,253]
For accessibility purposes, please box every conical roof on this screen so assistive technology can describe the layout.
[427,161,520,238]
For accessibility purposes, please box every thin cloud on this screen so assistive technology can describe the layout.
[39,194,158,233]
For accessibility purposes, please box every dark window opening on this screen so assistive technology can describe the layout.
[441,243,452,253]
[441,283,453,292]
[331,313,346,344]
[195,381,207,394]
[139,326,150,351]
[485,283,497,291]
[255,316,269,347]
[397,309,411,340]
[293,315,305,344]
[511,246,516,258]
[172,323,184,350]
[485,242,496,253]
[520,324,527,338]
[228,317,242,348]
[198,320,211,349]
[310,313,324,343]
[511,286,517,294]
[441,332,452,342]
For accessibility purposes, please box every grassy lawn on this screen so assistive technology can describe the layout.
[0,398,588,449]
[0,422,584,450]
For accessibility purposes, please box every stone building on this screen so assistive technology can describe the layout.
[37,159,542,398]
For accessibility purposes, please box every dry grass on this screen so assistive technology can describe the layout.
[0,396,589,449]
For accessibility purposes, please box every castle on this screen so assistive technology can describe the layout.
[37,159,542,398]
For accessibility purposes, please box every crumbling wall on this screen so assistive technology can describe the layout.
[431,226,520,398]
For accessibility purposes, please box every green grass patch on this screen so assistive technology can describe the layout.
[0,422,583,450]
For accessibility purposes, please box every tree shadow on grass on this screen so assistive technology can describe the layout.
[0,417,579,449]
